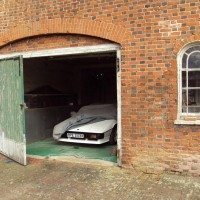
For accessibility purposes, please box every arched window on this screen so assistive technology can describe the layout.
[180,44,200,115]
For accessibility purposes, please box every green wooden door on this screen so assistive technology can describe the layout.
[0,56,26,165]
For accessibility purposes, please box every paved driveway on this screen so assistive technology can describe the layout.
[0,154,199,200]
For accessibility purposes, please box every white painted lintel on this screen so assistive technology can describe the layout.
[0,44,121,59]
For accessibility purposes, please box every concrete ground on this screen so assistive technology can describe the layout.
[0,154,200,200]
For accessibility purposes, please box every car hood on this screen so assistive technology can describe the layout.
[68,119,117,133]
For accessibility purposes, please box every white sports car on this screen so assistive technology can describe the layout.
[53,104,117,145]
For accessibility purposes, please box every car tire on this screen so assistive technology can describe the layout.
[109,126,117,145]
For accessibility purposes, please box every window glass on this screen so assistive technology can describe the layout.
[182,89,187,107]
[186,46,200,54]
[188,52,200,68]
[188,71,200,87]
[182,54,187,68]
[188,89,198,105]
[182,71,186,88]
[182,89,200,113]
[187,106,200,113]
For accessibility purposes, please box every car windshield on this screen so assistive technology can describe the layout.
[77,104,117,119]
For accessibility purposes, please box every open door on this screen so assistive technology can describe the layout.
[0,56,26,165]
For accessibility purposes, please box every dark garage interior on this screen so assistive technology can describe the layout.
[24,52,118,162]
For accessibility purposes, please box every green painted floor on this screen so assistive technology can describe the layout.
[27,138,117,163]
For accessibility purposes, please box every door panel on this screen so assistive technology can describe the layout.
[0,56,26,165]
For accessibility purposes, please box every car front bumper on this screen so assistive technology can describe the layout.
[57,137,109,144]
[57,129,112,144]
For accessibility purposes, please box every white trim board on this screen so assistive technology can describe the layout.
[0,44,121,59]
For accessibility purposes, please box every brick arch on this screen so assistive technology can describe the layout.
[0,18,127,47]
[172,34,200,55]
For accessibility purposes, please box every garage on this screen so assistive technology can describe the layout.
[0,44,121,165]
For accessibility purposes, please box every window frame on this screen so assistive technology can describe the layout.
[175,41,200,124]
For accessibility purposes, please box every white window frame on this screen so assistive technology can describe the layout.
[175,41,200,125]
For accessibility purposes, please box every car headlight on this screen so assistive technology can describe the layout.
[88,133,104,140]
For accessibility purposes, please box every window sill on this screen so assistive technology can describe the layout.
[174,119,200,125]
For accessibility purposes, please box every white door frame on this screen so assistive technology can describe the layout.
[0,44,122,166]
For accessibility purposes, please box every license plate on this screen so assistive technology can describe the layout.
[67,133,84,139]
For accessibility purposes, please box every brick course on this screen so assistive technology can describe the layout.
[0,0,200,175]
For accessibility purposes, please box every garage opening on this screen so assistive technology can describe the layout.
[24,50,119,163]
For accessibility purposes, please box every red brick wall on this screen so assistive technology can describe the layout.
[0,0,200,175]
[0,34,112,54]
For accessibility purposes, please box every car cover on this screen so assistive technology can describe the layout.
[53,104,117,140]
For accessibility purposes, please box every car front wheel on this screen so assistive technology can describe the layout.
[109,126,117,145]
